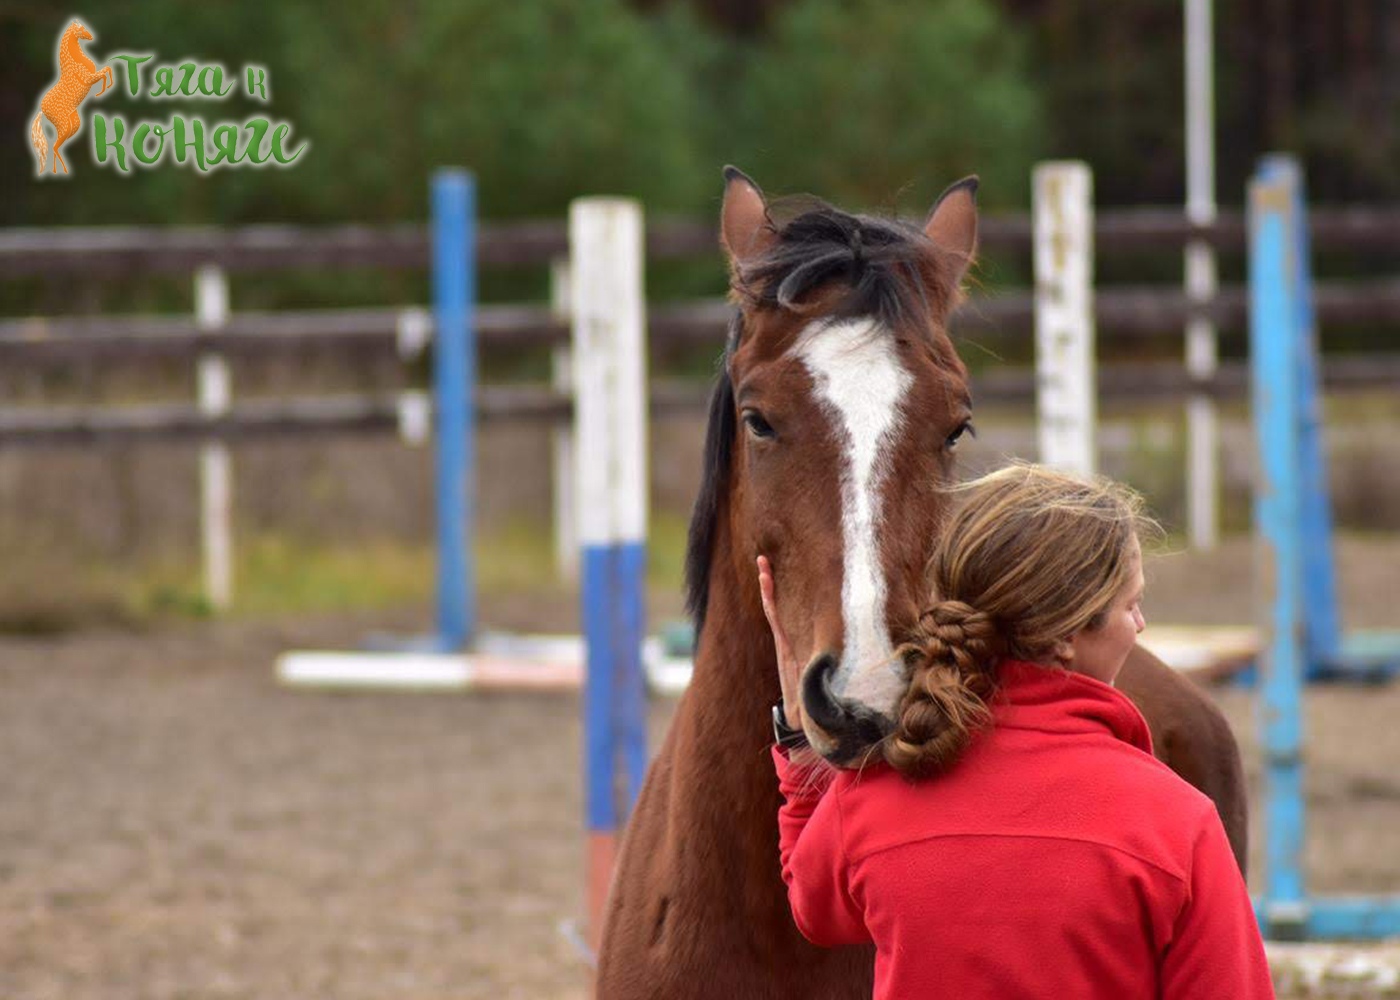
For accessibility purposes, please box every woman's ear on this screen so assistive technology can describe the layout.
[1049,638,1075,668]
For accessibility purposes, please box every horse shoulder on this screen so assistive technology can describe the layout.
[597,723,679,990]
[1116,644,1249,876]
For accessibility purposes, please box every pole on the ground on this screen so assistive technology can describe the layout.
[1248,154,1400,939]
[196,265,233,611]
[1033,161,1096,477]
[571,197,648,947]
[1184,0,1220,549]
[431,170,476,651]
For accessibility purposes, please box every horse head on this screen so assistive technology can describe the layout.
[69,20,94,43]
[687,167,978,766]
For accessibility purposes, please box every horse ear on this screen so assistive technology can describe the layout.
[720,166,777,267]
[924,176,979,289]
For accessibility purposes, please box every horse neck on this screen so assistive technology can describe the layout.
[61,32,90,72]
[679,516,787,807]
[661,519,830,937]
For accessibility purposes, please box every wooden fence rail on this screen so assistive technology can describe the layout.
[3,209,1398,454]
[5,278,1400,367]
[3,207,1400,278]
[4,355,1397,449]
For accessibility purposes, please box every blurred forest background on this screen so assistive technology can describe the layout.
[5,0,1398,231]
[3,0,1400,626]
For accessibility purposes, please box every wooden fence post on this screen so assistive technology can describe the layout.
[1033,162,1097,477]
[551,258,577,581]
[195,265,233,611]
[1184,0,1220,549]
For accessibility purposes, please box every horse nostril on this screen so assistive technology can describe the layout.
[801,653,846,732]
[801,652,896,763]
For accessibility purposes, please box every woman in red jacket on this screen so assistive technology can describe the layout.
[760,463,1274,999]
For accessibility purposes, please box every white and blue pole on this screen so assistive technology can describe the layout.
[431,170,477,651]
[570,197,649,943]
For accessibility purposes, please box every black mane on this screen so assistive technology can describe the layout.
[684,204,949,637]
[682,319,739,634]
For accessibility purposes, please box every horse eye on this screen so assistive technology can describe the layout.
[743,410,776,439]
[945,420,975,449]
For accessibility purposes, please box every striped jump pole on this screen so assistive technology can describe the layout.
[570,197,649,947]
[431,169,477,651]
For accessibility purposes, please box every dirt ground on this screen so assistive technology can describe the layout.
[1,536,1399,1000]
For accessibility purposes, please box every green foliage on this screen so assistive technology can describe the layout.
[10,0,1400,231]
[719,0,1044,211]
[272,0,711,222]
[9,0,1043,230]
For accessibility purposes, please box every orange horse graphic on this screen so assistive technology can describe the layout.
[31,19,113,176]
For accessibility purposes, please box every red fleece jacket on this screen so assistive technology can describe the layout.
[774,660,1273,999]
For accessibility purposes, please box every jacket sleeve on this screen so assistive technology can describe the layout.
[1159,811,1275,999]
[772,746,871,947]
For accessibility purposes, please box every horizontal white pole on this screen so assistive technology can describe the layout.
[277,633,688,693]
[278,652,473,689]
[277,650,583,691]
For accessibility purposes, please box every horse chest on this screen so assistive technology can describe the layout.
[58,60,93,94]
[600,707,873,998]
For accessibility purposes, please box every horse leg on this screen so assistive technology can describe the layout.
[31,115,47,175]
[1116,645,1250,877]
[53,113,80,175]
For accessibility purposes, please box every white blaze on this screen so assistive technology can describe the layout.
[794,317,911,712]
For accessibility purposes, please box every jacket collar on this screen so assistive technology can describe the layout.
[991,659,1154,756]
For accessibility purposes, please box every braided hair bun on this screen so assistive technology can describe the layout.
[884,601,1001,777]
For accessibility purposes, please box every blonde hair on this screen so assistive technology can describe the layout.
[883,463,1155,778]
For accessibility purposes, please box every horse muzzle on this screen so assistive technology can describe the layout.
[800,653,895,766]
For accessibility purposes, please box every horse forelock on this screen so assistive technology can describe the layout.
[732,201,955,336]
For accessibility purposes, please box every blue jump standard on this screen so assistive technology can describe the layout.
[1247,154,1400,939]
[359,168,478,656]
[583,541,648,834]
[432,169,477,652]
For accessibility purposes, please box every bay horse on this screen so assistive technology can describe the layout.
[595,168,1247,999]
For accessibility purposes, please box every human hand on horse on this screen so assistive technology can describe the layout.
[757,555,805,732]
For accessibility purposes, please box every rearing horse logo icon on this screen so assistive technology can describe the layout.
[31,18,113,176]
